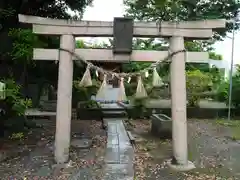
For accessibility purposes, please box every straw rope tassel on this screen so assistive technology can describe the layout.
[96,74,107,101]
[152,68,164,87]
[118,77,127,102]
[79,65,92,87]
[135,76,148,98]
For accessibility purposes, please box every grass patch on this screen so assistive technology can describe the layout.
[231,127,240,141]
[188,150,194,161]
[216,119,240,140]
[216,119,240,127]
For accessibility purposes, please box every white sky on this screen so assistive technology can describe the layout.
[82,0,240,67]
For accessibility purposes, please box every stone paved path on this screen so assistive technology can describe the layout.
[103,118,134,180]
[97,84,134,180]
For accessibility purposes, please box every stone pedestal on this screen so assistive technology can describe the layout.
[151,114,172,139]
[167,160,195,171]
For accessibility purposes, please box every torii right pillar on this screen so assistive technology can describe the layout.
[168,36,195,171]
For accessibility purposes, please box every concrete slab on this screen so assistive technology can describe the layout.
[103,118,134,180]
[103,164,134,180]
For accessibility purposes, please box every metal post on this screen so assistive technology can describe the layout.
[228,21,235,121]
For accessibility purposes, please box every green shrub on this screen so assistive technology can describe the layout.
[78,100,100,109]
[125,82,137,97]
[72,79,100,108]
[0,79,32,136]
[215,81,229,102]
[230,76,240,107]
[186,70,212,107]
[132,97,148,118]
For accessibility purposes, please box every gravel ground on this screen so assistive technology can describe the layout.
[0,119,107,180]
[125,119,240,180]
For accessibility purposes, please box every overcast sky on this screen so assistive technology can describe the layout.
[82,0,240,67]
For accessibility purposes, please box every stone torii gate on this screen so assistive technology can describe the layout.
[18,14,226,169]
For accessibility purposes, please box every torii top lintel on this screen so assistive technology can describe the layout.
[18,14,226,39]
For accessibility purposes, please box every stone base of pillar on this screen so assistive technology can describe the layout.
[166,159,195,171]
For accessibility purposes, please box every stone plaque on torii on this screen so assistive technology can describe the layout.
[18,14,226,170]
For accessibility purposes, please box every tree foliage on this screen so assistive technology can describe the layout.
[217,65,240,108]
[124,0,240,38]
[122,1,231,103]
[0,0,93,61]
[0,0,92,20]
[0,0,93,60]
[209,52,223,60]
[0,79,32,136]
[0,0,93,135]
[230,67,240,108]
[8,28,46,64]
[186,70,212,106]
[0,0,93,92]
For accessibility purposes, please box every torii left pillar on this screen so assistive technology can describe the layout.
[55,34,74,163]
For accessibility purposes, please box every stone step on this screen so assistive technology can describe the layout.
[40,100,57,112]
[101,103,127,118]
[102,108,125,111]
[103,111,127,118]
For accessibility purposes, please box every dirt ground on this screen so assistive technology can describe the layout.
[0,119,107,180]
[124,119,240,180]
[1,118,240,180]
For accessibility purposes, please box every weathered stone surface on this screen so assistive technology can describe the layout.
[103,118,134,180]
[105,145,120,164]
[103,164,134,180]
[119,147,134,164]
[39,100,57,112]
[107,134,119,145]
[151,114,172,139]
[107,124,118,134]
[71,139,92,149]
